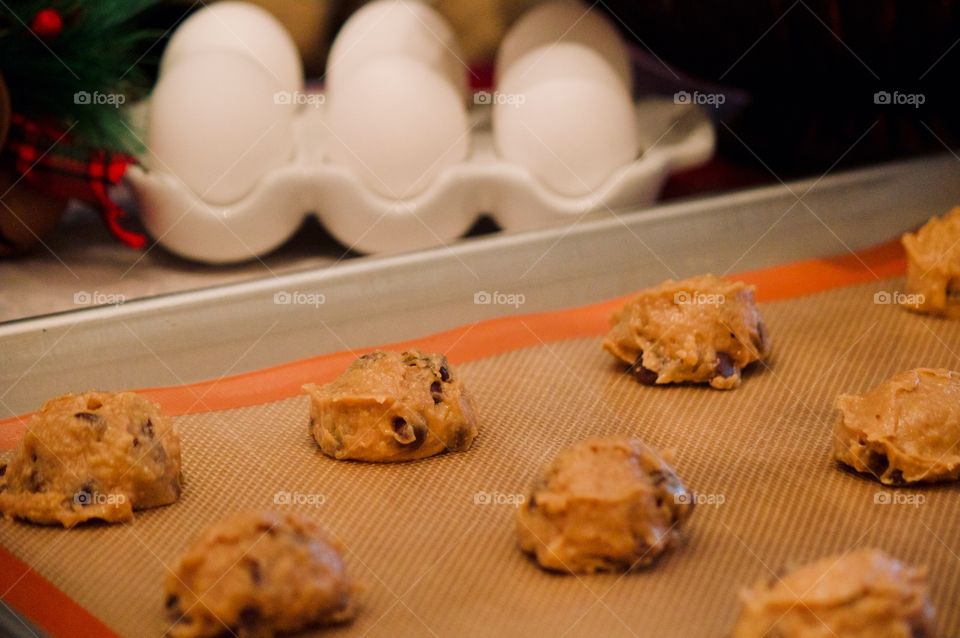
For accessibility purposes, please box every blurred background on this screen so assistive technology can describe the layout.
[144,0,960,178]
[1,0,957,320]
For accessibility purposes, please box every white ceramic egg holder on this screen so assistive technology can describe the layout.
[127,96,714,264]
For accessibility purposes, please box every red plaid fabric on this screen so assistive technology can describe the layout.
[2,113,146,249]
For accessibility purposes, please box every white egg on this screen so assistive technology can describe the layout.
[493,69,638,197]
[160,1,303,94]
[497,0,632,92]
[147,51,295,205]
[326,0,466,97]
[498,42,624,96]
[324,57,469,199]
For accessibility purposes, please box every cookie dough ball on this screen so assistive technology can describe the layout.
[603,274,768,390]
[0,391,182,527]
[834,368,960,485]
[733,549,935,638]
[517,436,694,574]
[902,206,960,317]
[303,350,478,462]
[165,511,354,638]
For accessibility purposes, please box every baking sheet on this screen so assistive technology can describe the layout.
[4,154,960,417]
[2,275,959,637]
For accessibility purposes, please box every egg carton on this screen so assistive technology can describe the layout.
[127,96,713,264]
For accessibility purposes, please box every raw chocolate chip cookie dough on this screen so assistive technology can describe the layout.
[603,274,768,390]
[834,368,960,485]
[517,436,694,574]
[733,549,935,638]
[901,206,960,317]
[165,511,354,638]
[303,350,478,462]
[0,391,182,527]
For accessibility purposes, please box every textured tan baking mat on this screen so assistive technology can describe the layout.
[3,275,960,637]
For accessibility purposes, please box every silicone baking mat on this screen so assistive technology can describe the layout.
[1,241,958,637]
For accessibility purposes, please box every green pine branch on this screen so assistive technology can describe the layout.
[0,0,162,153]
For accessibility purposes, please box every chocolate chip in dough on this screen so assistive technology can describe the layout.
[245,559,263,585]
[430,380,443,404]
[148,441,168,465]
[439,365,450,382]
[165,594,184,622]
[630,353,658,385]
[26,469,44,493]
[407,425,427,450]
[715,352,736,379]
[948,281,960,302]
[391,417,425,449]
[446,427,469,451]
[238,605,261,629]
[867,449,890,477]
[75,412,107,440]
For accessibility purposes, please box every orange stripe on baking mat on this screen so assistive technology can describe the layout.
[0,238,906,638]
[110,239,909,416]
[0,549,117,637]
[0,239,906,435]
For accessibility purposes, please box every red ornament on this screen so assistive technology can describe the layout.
[31,8,63,40]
